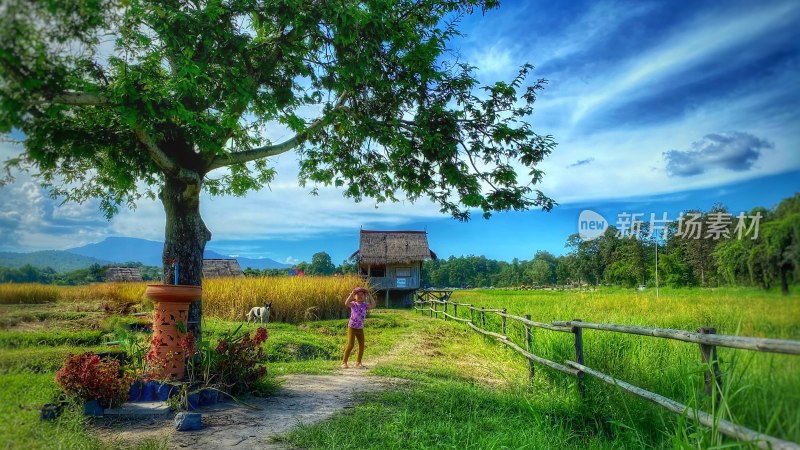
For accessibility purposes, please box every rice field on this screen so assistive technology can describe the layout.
[0,275,368,323]
[202,275,365,323]
[442,287,800,447]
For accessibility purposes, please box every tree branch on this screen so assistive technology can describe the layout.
[133,125,201,184]
[43,91,111,106]
[207,93,349,171]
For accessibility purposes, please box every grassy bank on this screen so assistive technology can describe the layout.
[0,286,796,449]
[434,287,800,447]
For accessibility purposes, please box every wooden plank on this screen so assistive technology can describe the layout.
[698,327,722,403]
[467,322,579,376]
[442,312,471,323]
[564,361,800,450]
[553,321,800,355]
[524,314,534,380]
[573,319,585,398]
[496,311,573,333]
[467,306,505,313]
[449,301,473,307]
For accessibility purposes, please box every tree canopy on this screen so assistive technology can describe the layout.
[1,0,555,220]
[1,0,558,338]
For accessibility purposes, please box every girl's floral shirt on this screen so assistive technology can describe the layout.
[348,301,369,329]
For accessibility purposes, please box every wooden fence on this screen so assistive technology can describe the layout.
[413,296,800,450]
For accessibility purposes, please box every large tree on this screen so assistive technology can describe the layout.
[0,0,555,338]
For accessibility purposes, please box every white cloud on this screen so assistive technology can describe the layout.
[568,2,800,124]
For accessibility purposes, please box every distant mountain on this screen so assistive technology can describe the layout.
[0,250,112,272]
[68,237,165,266]
[233,256,292,270]
[67,237,291,270]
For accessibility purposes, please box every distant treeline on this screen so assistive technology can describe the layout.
[4,195,796,293]
[0,262,161,285]
[243,252,357,277]
[423,193,799,294]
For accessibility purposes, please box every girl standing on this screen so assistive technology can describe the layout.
[342,287,375,368]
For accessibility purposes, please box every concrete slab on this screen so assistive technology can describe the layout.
[104,402,172,418]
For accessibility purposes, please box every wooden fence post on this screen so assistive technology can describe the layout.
[573,319,585,399]
[454,303,458,320]
[480,307,485,327]
[430,300,433,318]
[502,309,507,335]
[444,300,448,321]
[698,327,722,404]
[525,314,535,381]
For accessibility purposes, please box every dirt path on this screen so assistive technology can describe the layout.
[97,370,402,449]
[96,355,408,449]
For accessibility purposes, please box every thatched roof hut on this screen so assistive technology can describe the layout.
[202,259,244,278]
[105,267,143,282]
[349,230,436,307]
[350,230,437,265]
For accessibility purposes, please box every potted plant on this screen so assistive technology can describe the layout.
[55,352,132,416]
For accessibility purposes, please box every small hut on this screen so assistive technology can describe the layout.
[202,259,244,278]
[105,267,143,282]
[349,230,437,307]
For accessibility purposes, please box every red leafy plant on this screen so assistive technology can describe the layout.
[55,352,133,408]
[141,336,181,381]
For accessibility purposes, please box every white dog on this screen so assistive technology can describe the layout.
[246,302,272,325]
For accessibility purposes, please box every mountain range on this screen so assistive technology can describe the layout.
[0,237,291,271]
[0,251,113,272]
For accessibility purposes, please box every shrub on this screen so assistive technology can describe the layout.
[54,352,132,408]
[213,326,268,394]
[181,326,269,395]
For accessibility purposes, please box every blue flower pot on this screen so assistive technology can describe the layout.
[83,400,104,417]
[200,389,218,406]
[142,381,158,401]
[128,380,143,402]
[155,383,173,401]
[187,392,200,411]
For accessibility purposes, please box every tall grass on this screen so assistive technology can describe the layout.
[0,284,60,304]
[445,287,800,446]
[1,276,367,323]
[203,275,366,323]
[59,283,147,306]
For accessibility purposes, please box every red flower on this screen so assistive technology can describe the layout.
[180,332,197,354]
[254,327,268,344]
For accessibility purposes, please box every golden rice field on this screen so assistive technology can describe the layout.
[202,275,364,322]
[0,275,366,323]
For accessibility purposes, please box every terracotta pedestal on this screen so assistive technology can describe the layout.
[145,285,202,380]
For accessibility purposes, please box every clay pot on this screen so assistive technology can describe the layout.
[145,284,202,303]
[145,285,202,380]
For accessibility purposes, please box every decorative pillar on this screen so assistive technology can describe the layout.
[145,285,202,379]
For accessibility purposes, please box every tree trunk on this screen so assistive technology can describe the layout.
[160,177,211,341]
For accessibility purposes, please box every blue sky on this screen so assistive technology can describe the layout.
[1,0,799,264]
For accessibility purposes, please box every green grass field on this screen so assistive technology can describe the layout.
[0,286,797,449]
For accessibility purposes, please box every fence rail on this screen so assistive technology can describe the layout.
[413,296,800,450]
[551,320,800,355]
